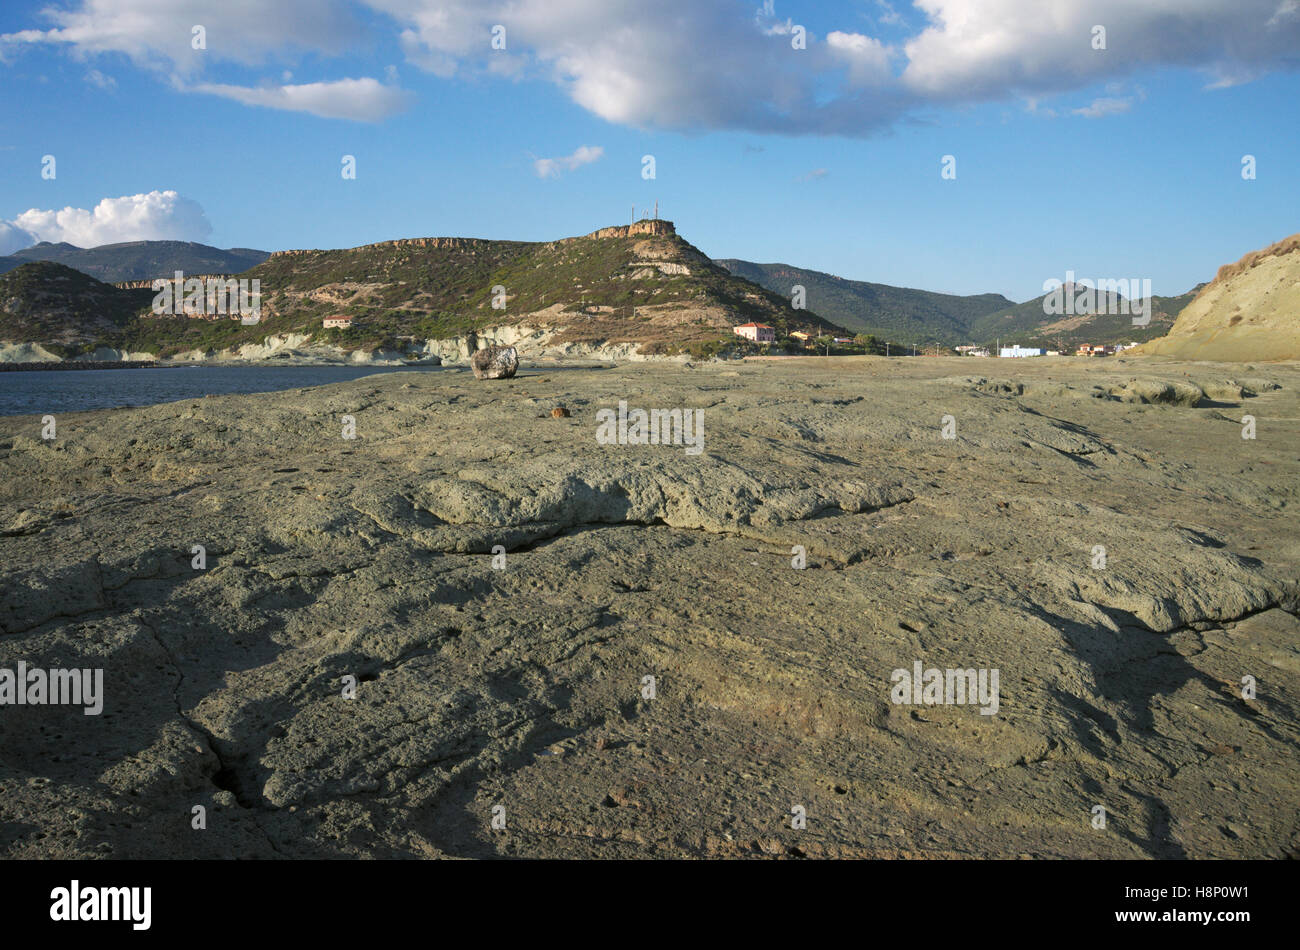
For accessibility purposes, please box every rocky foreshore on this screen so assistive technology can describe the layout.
[1,356,1297,858]
[0,360,160,372]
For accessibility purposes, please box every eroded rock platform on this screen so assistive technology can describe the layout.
[1,356,1297,858]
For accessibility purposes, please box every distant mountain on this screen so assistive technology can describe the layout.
[714,259,1015,346]
[0,262,153,356]
[0,241,269,282]
[969,285,1201,348]
[716,258,1201,348]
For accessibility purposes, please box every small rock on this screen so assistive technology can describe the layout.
[551,406,571,418]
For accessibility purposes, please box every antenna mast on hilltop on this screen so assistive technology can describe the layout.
[654,200,658,220]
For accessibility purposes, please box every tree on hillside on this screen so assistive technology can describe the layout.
[853,333,883,354]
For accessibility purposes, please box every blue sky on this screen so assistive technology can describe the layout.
[1,0,1298,301]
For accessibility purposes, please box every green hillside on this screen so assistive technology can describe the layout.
[969,284,1202,348]
[119,225,846,357]
[2,224,849,359]
[0,262,153,356]
[714,259,1015,346]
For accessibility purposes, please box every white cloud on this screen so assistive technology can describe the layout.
[1073,96,1131,118]
[0,0,395,122]
[4,190,212,250]
[797,168,830,182]
[190,78,413,121]
[1,0,361,76]
[367,0,912,135]
[534,145,604,179]
[875,1,906,26]
[0,222,39,255]
[369,0,1300,134]
[901,0,1300,101]
[826,31,894,85]
[84,68,116,89]
[5,0,1300,134]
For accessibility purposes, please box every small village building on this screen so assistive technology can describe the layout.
[733,323,776,343]
[323,316,353,329]
[999,345,1045,358]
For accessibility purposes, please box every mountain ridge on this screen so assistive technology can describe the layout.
[0,240,270,283]
[714,258,1015,346]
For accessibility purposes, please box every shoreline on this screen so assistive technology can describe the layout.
[0,359,163,372]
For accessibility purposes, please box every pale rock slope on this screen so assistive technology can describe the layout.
[1138,234,1300,361]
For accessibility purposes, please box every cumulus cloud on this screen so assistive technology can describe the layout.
[369,0,1300,134]
[190,78,413,120]
[534,145,604,179]
[1,0,361,76]
[1,0,404,122]
[5,0,1300,134]
[368,0,913,135]
[826,31,894,85]
[3,190,212,250]
[900,0,1300,100]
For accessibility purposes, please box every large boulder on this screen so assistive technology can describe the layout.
[470,345,518,380]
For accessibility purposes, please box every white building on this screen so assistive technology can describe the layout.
[733,323,776,343]
[323,316,353,329]
[999,345,1045,358]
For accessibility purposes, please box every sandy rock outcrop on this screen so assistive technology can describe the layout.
[1137,233,1300,361]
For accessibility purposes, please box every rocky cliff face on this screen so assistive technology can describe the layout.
[267,237,496,259]
[113,274,237,290]
[266,221,677,259]
[1136,233,1300,361]
[571,220,676,241]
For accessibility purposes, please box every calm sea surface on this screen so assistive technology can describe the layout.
[0,364,455,417]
